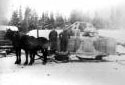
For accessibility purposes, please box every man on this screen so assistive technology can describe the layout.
[49,28,58,53]
[59,28,70,52]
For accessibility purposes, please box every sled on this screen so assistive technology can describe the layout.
[66,36,117,61]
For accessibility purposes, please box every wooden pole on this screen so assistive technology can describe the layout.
[36,16,39,38]
[37,26,39,38]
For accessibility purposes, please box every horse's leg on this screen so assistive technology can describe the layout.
[18,49,21,64]
[29,51,33,65]
[32,52,35,64]
[15,49,19,64]
[24,50,28,65]
[42,49,48,65]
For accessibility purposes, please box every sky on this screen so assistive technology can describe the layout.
[0,0,125,20]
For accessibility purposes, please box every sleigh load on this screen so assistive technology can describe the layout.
[55,22,117,61]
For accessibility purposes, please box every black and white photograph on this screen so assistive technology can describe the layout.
[0,0,125,85]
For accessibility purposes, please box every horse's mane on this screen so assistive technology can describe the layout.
[37,37,49,44]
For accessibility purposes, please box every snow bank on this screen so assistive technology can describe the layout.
[98,29,125,44]
[27,29,63,39]
[0,25,18,31]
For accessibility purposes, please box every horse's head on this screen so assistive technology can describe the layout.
[5,29,19,40]
[5,29,14,40]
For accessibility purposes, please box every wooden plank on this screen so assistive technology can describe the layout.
[0,46,13,49]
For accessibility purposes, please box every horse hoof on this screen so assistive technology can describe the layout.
[29,62,33,65]
[15,61,18,64]
[28,64,32,65]
[24,62,28,65]
[42,62,46,65]
[15,62,18,64]
[24,63,28,65]
[17,62,21,65]
[18,60,21,64]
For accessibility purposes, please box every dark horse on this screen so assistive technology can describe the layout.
[5,29,49,65]
[5,29,22,64]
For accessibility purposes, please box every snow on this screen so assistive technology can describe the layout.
[0,25,18,31]
[1,29,125,85]
[1,54,125,85]
[27,29,63,39]
[98,29,125,44]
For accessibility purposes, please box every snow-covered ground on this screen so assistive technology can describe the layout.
[1,29,125,85]
[1,54,125,85]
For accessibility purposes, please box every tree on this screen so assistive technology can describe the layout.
[55,14,64,28]
[19,6,23,22]
[69,10,83,24]
[43,12,50,29]
[19,7,32,32]
[109,8,122,28]
[17,6,24,32]
[38,12,50,29]
[24,7,32,30]
[21,7,39,32]
[49,13,55,29]
[9,10,20,27]
[92,12,106,29]
[10,7,39,32]
[28,10,38,30]
[38,13,44,29]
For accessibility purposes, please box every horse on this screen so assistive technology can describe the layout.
[5,29,22,64]
[19,34,49,65]
[5,29,50,65]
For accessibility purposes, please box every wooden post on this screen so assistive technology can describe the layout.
[36,16,39,38]
[37,27,39,38]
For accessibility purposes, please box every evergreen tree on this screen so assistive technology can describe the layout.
[38,12,50,29]
[28,10,38,30]
[55,14,64,28]
[23,7,32,32]
[92,12,105,29]
[44,12,50,29]
[18,6,23,31]
[10,10,20,27]
[38,13,45,29]
[19,6,23,22]
[48,13,55,29]
[69,10,92,24]
[69,10,82,24]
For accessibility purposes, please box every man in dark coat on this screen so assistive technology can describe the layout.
[49,28,58,53]
[59,29,70,52]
